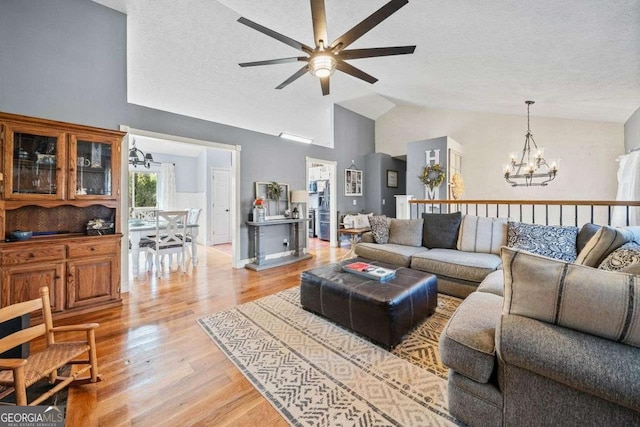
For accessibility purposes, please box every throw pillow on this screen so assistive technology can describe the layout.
[368,215,390,244]
[388,218,424,247]
[575,225,640,267]
[352,214,371,229]
[622,263,640,276]
[501,247,640,348]
[457,215,508,255]
[577,223,601,254]
[598,242,640,271]
[507,221,578,262]
[421,212,462,249]
[342,214,356,229]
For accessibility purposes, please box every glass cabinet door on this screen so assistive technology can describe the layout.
[3,124,66,199]
[69,134,119,200]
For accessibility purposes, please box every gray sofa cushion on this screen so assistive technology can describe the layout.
[476,270,504,297]
[411,249,502,283]
[457,215,508,255]
[439,291,503,383]
[507,221,578,262]
[421,212,462,249]
[575,225,640,267]
[388,218,424,247]
[502,247,640,348]
[355,242,427,267]
[360,231,375,243]
[498,314,640,414]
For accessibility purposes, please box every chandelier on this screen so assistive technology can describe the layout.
[128,139,154,169]
[504,101,559,187]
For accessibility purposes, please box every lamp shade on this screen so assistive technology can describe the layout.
[290,190,307,204]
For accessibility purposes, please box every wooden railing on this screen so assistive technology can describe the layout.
[408,200,640,227]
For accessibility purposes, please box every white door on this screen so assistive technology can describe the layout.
[212,169,231,244]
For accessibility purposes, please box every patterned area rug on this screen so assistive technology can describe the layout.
[198,287,462,426]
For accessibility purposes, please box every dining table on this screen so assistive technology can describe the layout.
[129,220,199,276]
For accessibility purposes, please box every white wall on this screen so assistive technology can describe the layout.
[376,106,624,200]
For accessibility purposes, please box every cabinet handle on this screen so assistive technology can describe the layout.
[90,247,95,251]
[28,253,35,258]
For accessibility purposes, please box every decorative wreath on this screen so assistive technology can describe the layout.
[451,173,465,200]
[266,182,283,200]
[419,163,446,190]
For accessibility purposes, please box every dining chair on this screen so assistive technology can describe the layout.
[184,208,203,260]
[131,207,158,221]
[139,210,188,277]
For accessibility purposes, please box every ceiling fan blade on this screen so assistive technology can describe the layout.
[335,60,378,84]
[310,0,329,47]
[320,76,330,96]
[238,17,314,54]
[330,0,408,52]
[239,57,308,67]
[339,46,416,60]
[276,65,309,89]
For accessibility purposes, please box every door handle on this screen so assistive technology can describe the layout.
[225,209,229,212]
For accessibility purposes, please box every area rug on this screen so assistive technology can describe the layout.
[198,287,462,426]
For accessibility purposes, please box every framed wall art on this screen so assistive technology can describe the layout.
[345,168,363,196]
[387,170,398,188]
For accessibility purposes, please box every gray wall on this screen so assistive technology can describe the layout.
[365,153,406,217]
[0,0,375,260]
[625,106,640,153]
[151,153,199,193]
[406,136,449,200]
[333,105,375,217]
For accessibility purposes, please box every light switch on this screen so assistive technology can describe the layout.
[382,199,386,205]
[353,200,357,205]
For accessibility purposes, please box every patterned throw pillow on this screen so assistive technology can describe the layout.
[501,247,640,348]
[368,215,390,244]
[507,221,578,262]
[598,242,640,271]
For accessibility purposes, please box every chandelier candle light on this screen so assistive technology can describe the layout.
[504,101,559,187]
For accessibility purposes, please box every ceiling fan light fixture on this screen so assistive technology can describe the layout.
[309,54,336,78]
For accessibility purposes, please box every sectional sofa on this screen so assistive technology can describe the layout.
[354,214,640,426]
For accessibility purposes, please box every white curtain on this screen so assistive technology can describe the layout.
[157,163,176,210]
[612,151,640,226]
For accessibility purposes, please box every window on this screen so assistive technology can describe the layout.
[128,171,157,208]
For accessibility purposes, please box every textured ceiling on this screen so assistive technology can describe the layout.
[93,0,640,147]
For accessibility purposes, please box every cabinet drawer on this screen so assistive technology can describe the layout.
[2,245,66,266]
[68,241,119,258]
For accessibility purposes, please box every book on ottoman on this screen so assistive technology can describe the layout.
[342,261,396,281]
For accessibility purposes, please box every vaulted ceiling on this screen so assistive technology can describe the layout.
[93,0,640,147]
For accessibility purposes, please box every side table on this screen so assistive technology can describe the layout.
[338,227,371,260]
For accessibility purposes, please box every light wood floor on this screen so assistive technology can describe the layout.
[53,242,348,426]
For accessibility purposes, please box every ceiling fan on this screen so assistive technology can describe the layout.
[237,0,416,96]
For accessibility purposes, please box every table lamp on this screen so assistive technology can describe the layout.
[290,190,307,219]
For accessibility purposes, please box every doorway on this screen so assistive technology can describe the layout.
[305,157,337,249]
[120,127,241,292]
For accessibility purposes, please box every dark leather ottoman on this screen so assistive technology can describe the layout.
[300,258,438,349]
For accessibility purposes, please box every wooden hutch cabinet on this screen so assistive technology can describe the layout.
[0,112,124,317]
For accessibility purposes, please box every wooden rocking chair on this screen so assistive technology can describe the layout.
[0,287,100,406]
